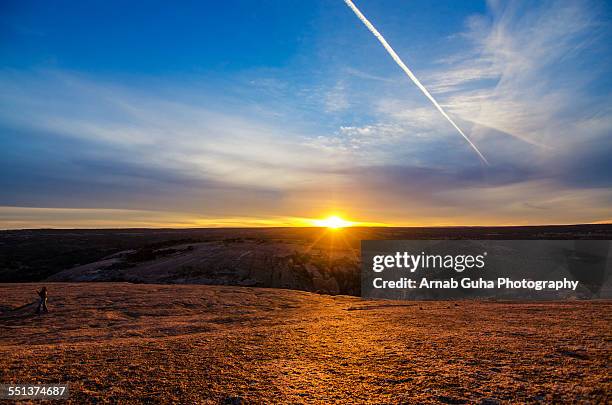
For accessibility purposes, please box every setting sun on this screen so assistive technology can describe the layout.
[312,215,353,229]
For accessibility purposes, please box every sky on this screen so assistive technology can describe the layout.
[1,0,611,228]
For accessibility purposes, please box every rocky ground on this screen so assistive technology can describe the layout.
[47,239,360,296]
[1,283,610,403]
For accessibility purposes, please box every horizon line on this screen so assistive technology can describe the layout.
[2,222,611,232]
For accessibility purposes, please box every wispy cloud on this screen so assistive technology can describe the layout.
[434,0,609,150]
[0,70,352,192]
[342,0,490,164]
[324,80,350,112]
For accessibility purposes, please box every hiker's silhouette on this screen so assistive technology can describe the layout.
[36,286,48,314]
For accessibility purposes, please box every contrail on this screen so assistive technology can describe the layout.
[342,0,490,165]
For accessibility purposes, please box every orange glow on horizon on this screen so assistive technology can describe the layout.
[311,215,353,229]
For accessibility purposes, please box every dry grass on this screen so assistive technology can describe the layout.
[0,283,610,403]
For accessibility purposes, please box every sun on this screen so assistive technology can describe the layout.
[312,215,353,229]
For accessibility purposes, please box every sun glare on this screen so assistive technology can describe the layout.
[313,215,353,229]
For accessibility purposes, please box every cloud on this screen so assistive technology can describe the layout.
[342,0,489,164]
[0,206,311,229]
[344,67,394,83]
[324,81,350,112]
[434,0,610,150]
[330,0,612,184]
[0,70,352,194]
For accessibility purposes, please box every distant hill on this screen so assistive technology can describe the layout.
[47,239,360,295]
[1,225,611,292]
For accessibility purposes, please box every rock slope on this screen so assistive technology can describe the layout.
[1,283,610,403]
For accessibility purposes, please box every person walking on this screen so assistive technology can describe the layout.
[35,286,49,314]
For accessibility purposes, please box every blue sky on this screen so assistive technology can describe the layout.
[1,0,611,228]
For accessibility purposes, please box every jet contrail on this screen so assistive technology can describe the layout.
[343,0,490,165]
